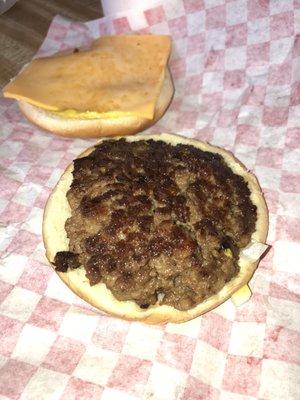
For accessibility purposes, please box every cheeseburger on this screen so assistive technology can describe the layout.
[3,36,174,138]
[43,133,268,324]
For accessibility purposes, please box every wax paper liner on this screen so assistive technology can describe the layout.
[0,1,299,399]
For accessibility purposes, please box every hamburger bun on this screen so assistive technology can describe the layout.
[18,69,174,138]
[43,133,268,324]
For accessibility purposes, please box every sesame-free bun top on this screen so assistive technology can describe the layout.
[3,36,174,138]
[43,133,268,324]
[17,69,173,138]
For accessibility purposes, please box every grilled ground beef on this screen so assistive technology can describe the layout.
[54,139,257,311]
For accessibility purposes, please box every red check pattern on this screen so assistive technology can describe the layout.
[0,1,299,399]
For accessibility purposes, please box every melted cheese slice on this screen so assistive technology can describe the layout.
[231,285,252,306]
[3,35,171,120]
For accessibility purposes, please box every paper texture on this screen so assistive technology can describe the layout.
[0,1,299,399]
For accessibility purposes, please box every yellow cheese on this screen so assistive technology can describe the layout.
[224,248,233,258]
[51,109,135,120]
[231,285,252,306]
[3,35,171,120]
[224,249,252,306]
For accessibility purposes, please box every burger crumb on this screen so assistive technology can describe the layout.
[55,138,257,311]
[54,251,80,272]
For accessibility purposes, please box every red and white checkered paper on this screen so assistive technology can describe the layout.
[1,0,300,399]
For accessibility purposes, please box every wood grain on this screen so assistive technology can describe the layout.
[0,0,102,88]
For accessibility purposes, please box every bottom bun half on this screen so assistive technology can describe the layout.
[19,69,174,138]
[42,133,268,324]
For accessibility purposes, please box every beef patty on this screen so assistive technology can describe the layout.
[54,138,257,311]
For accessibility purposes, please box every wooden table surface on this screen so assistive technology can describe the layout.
[0,0,103,88]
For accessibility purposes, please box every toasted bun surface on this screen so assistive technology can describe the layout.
[43,133,268,324]
[18,69,174,138]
